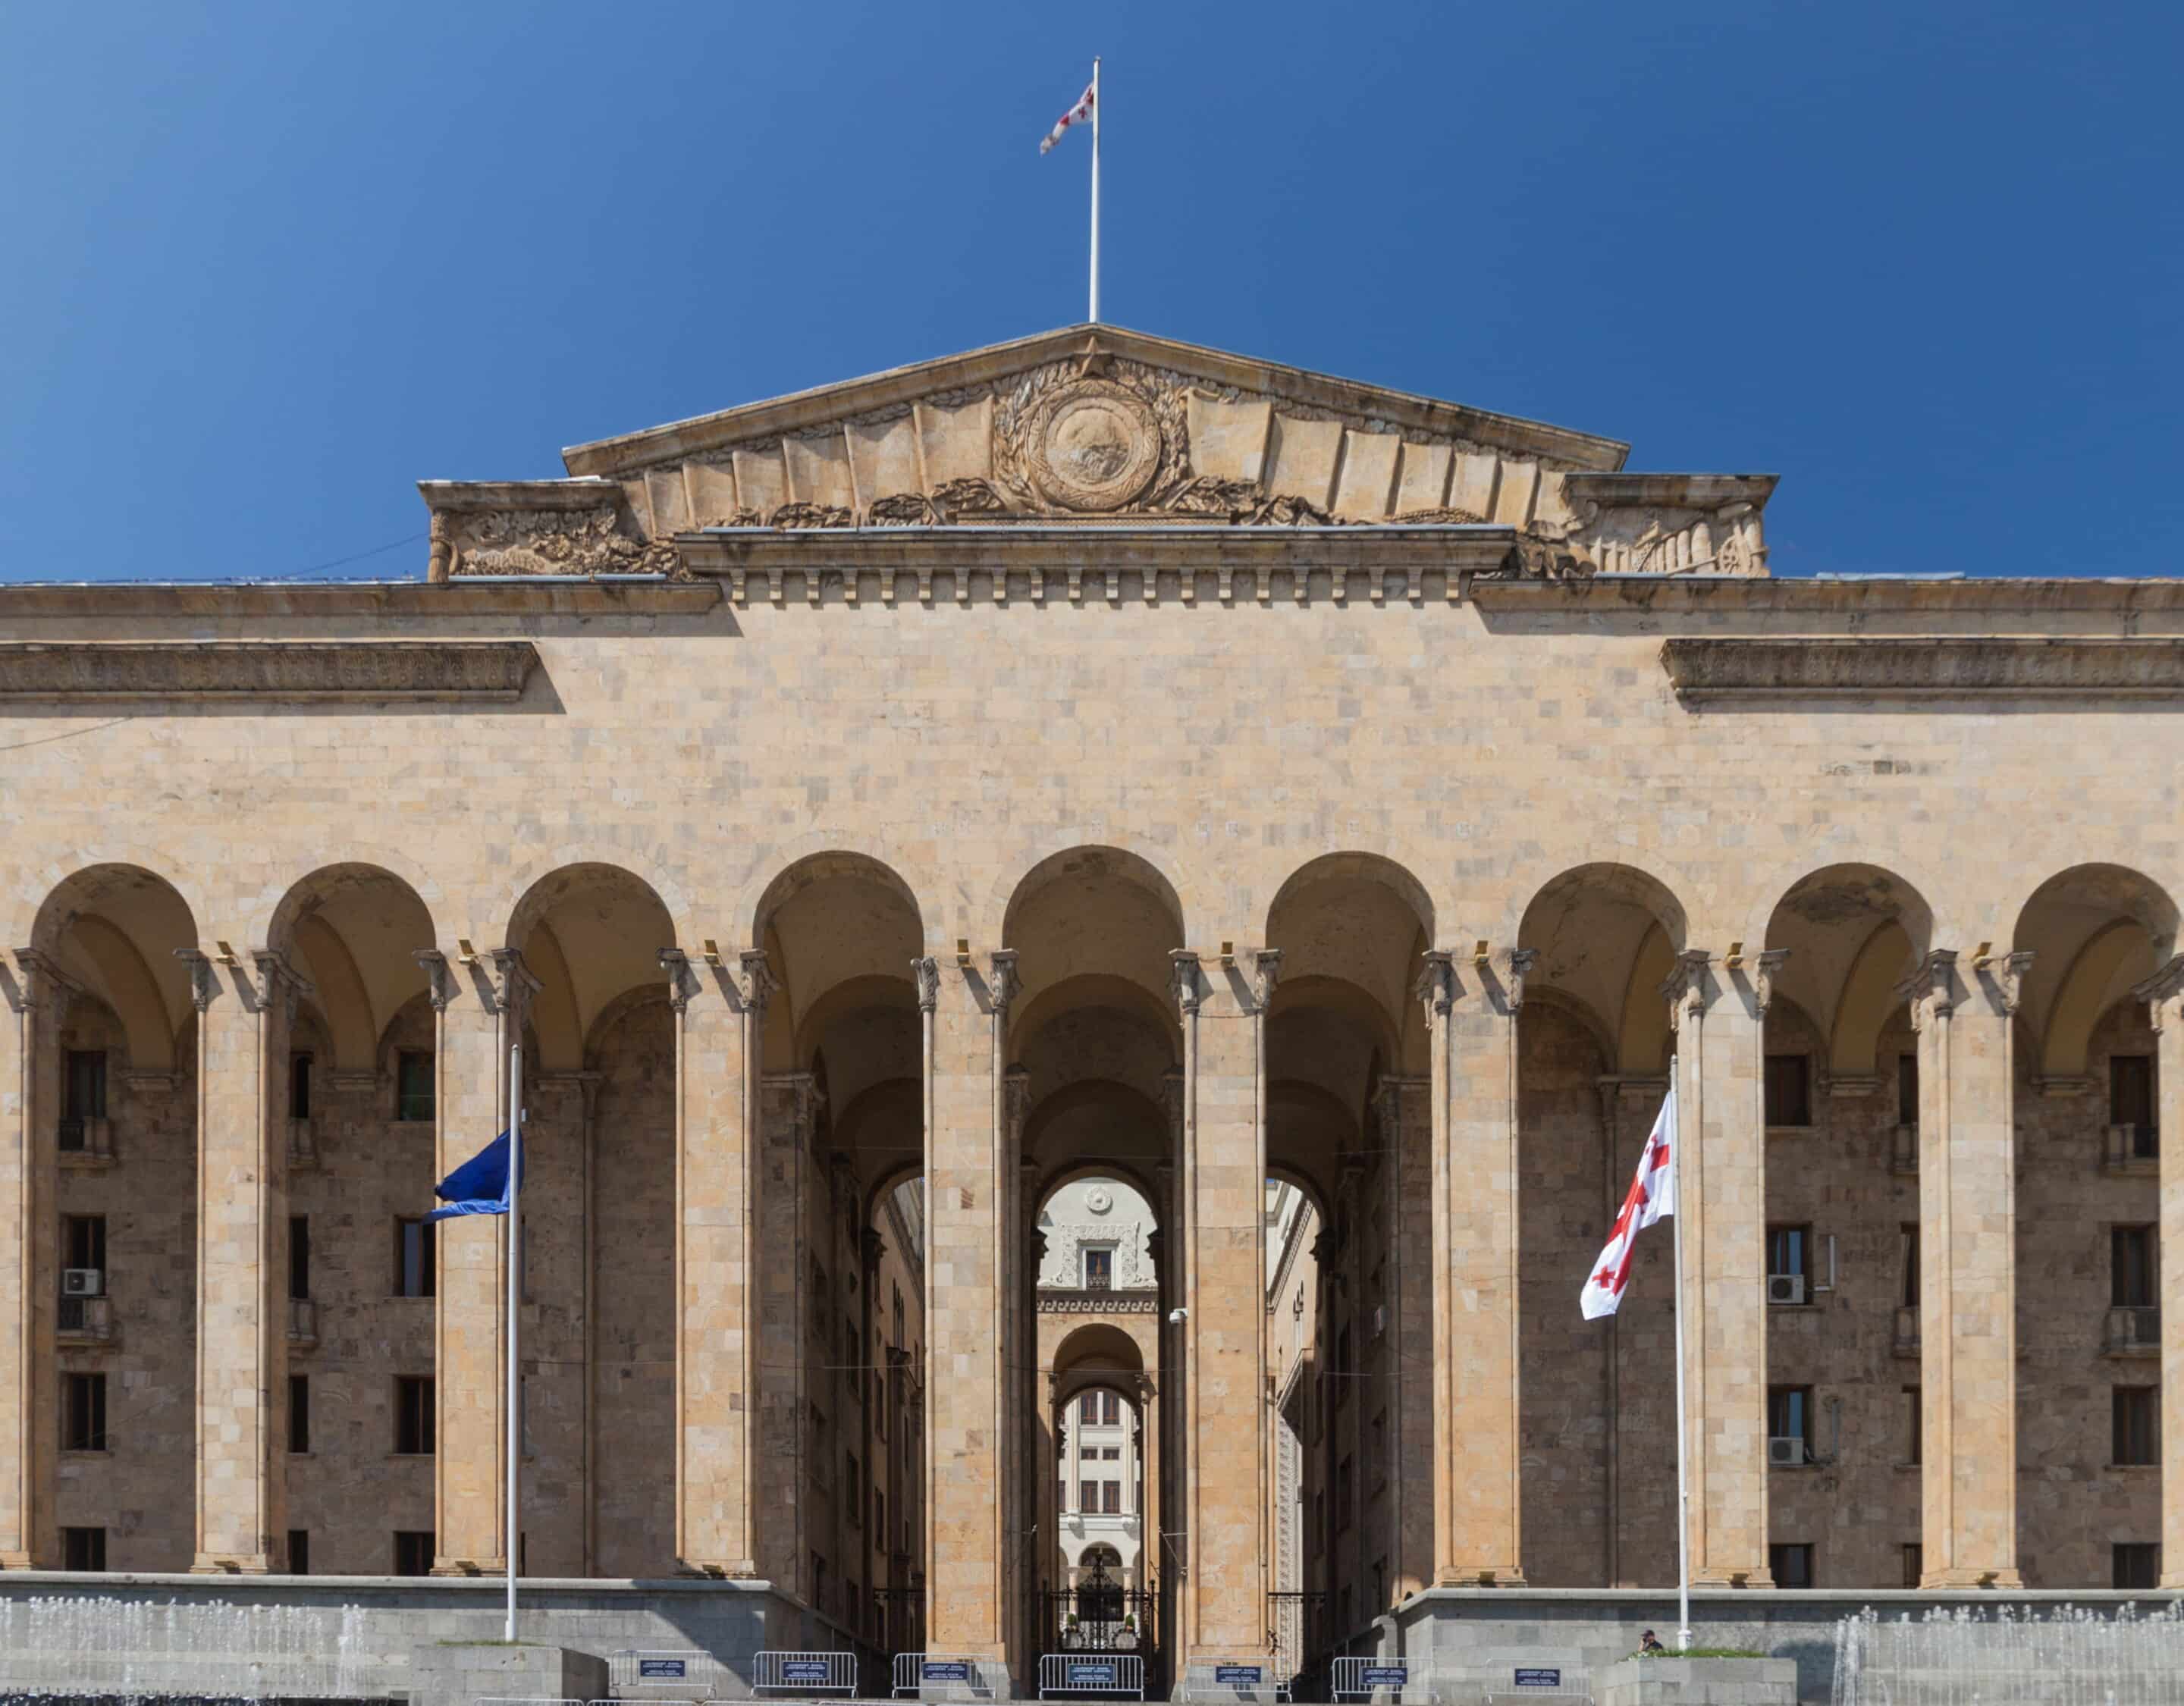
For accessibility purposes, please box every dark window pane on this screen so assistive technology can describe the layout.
[394,1218,435,1298]
[396,1051,435,1122]
[1770,1542,1814,1588]
[1900,1224,1921,1308]
[2113,1387,2158,1466]
[2112,1225,2156,1309]
[1901,1543,1923,1588]
[1767,1225,1809,1279]
[63,1214,106,1275]
[1897,1054,1919,1125]
[62,1526,105,1572]
[287,1529,309,1575]
[2113,1542,2160,1590]
[290,1052,313,1121]
[288,1375,310,1454]
[2111,1055,2156,1157]
[1764,1055,1812,1127]
[393,1531,435,1576]
[290,1216,310,1301]
[396,1375,435,1455]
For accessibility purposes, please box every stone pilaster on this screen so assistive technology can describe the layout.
[1428,946,1527,1583]
[2133,955,2184,1588]
[1906,948,2026,1587]
[188,946,303,1572]
[756,1068,820,1595]
[0,949,69,1570]
[661,947,763,1576]
[923,951,1012,1689]
[1666,949,1770,1585]
[1378,1074,1434,1600]
[418,946,535,1575]
[1169,947,1277,1687]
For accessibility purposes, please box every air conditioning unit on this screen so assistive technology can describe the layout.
[1767,1435,1806,1468]
[1766,1273,1806,1306]
[62,1269,103,1299]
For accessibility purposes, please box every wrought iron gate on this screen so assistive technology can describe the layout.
[1266,1590,1329,1700]
[1043,1560,1161,1695]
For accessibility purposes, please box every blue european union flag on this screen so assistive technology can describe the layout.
[426,1127,520,1221]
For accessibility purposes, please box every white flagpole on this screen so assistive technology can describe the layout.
[1668,1058,1692,1651]
[1088,57,1101,324]
[505,1041,521,1642]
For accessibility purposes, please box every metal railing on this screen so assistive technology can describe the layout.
[475,1697,585,1706]
[288,1116,318,1168]
[607,1650,720,1696]
[290,1297,318,1345]
[1892,1303,1921,1356]
[893,1654,992,1698]
[2104,1304,2160,1354]
[1891,1123,1919,1174]
[1037,1654,1145,1699]
[1331,1657,1407,1702]
[2106,1123,2159,1168]
[58,1294,113,1340]
[752,1651,858,1695]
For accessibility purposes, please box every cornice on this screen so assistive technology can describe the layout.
[0,582,720,621]
[1662,636,2184,701]
[1474,576,2184,619]
[0,641,540,701]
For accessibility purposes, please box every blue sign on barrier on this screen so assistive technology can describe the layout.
[639,1661,689,1679]
[1360,1667,1408,1688]
[924,1662,972,1682]
[1514,1670,1561,1689]
[781,1661,832,1684]
[1067,1661,1120,1687]
[1215,1667,1263,1686]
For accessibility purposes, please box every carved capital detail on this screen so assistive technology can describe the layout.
[1507,947,1539,1011]
[1660,950,1712,1030]
[1753,949,1791,1017]
[736,949,777,1015]
[1993,949,2036,1016]
[659,948,701,1013]
[1169,949,1203,1017]
[989,949,1021,1018]
[174,948,218,1012]
[2133,953,2184,1027]
[1897,949,1958,1030]
[1415,949,1455,1019]
[485,947,542,1020]
[1252,948,1284,1014]
[413,949,456,1011]
[912,956,940,1013]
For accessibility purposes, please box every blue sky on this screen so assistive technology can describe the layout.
[3,2,2178,582]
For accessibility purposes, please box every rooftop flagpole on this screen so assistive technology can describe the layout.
[506,1040,522,1642]
[1088,57,1102,324]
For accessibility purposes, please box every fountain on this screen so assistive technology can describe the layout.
[1832,1602,2184,1706]
[0,1595,386,1703]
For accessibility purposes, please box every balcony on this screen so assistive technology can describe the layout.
[287,1116,319,1170]
[2104,1124,2158,1174]
[57,1117,115,1166]
[58,1295,113,1344]
[289,1297,318,1349]
[1891,1124,1919,1175]
[2104,1305,2160,1358]
[1893,1305,1922,1357]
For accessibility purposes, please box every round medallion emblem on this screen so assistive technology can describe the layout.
[1024,381,1162,512]
[1085,1186,1114,1215]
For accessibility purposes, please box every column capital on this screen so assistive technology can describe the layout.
[912,955,940,1012]
[1753,948,1790,1016]
[1985,948,2036,1015]
[2132,952,2184,1023]
[172,947,219,1011]
[736,947,777,1012]
[1168,948,1202,1016]
[5,946,80,1014]
[1251,947,1283,1012]
[989,949,1021,1016]
[1506,946,1539,1009]
[413,948,456,1010]
[659,947,701,1011]
[1660,949,1712,1028]
[1897,948,1959,1028]
[1414,948,1454,1017]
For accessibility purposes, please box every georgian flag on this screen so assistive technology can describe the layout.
[1580,1080,1677,1319]
[1039,80,1095,154]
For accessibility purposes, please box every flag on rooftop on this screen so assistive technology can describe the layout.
[1040,79,1095,154]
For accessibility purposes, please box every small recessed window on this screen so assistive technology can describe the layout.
[289,1052,314,1121]
[287,1529,309,1576]
[1764,1055,1812,1127]
[62,1372,107,1452]
[1766,1225,1810,1284]
[1083,1247,1113,1289]
[288,1374,310,1454]
[2113,1541,2160,1590]
[2113,1386,2158,1466]
[1899,1224,1920,1309]
[289,1215,311,1301]
[62,1526,105,1572]
[1771,1542,1815,1588]
[1896,1054,1919,1126]
[395,1375,435,1456]
[1768,1385,1814,1456]
[2112,1225,2157,1309]
[393,1218,435,1298]
[2110,1055,2157,1159]
[392,1531,434,1576]
[1900,1542,1923,1588]
[1902,1386,1922,1466]
[60,1050,107,1151]
[395,1051,435,1122]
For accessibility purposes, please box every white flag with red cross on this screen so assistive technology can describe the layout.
[1580,1080,1677,1319]
[1040,80,1095,154]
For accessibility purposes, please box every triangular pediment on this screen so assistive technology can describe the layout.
[421,326,1776,582]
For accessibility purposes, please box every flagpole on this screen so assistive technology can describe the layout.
[1087,57,1101,324]
[1668,1058,1692,1652]
[505,1040,521,1643]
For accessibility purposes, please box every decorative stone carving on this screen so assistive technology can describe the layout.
[1663,638,2184,702]
[453,506,682,579]
[767,503,853,531]
[0,641,538,702]
[912,956,940,1013]
[1014,378,1164,513]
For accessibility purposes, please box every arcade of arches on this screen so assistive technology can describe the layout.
[2,846,2180,1676]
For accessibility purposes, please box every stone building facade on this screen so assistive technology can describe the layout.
[1,325,2179,1696]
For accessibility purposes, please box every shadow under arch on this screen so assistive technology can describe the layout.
[1763,863,1935,1080]
[2013,863,2182,1080]
[504,862,676,1074]
[266,862,438,1076]
[30,863,202,1073]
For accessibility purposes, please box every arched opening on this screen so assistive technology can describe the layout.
[1044,1303,1158,1671]
[1752,864,1934,1588]
[2011,864,2178,1585]
[861,1165,929,1659]
[1515,863,1687,1588]
[30,864,201,1571]
[504,862,675,1577]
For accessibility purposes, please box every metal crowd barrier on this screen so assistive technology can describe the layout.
[475,1698,585,1706]
[753,1650,860,1695]
[893,1654,993,1697]
[1037,1653,1146,1700]
[608,1651,720,1696]
[1331,1658,1409,1702]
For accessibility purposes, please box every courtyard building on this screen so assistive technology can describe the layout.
[1,325,2179,1697]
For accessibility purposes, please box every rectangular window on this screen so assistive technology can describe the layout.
[1902,1386,1922,1466]
[1897,1053,1919,1126]
[1764,1054,1812,1127]
[1079,1479,1097,1513]
[1766,1224,1809,1284]
[811,1554,828,1615]
[1900,1223,1920,1309]
[2112,1225,2157,1309]
[392,1531,434,1576]
[1900,1542,1923,1588]
[288,1374,310,1454]
[62,1213,107,1275]
[1080,1392,1098,1423]
[2113,1386,2158,1466]
[846,1454,861,1523]
[287,1529,309,1575]
[1101,1390,1119,1425]
[290,1052,313,1121]
[60,1049,107,1150]
[393,1217,435,1298]
[62,1372,107,1452]
[1083,1247,1113,1289]
[395,1050,435,1122]
[875,1488,885,1544]
[1769,1542,1814,1588]
[2111,1055,2157,1156]
[1336,1324,1354,1404]
[1103,1480,1122,1515]
[62,1526,106,1572]
[395,1375,435,1456]
[1768,1385,1813,1454]
[2113,1541,2160,1590]
[1336,1455,1354,1529]
[290,1215,310,1301]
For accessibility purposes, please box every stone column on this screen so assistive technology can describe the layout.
[1426,946,1527,1584]
[1666,949,1770,1586]
[1904,949,2026,1587]
[755,1068,820,1601]
[1378,1076,1434,1600]
[661,948,764,1577]
[2132,955,2184,1587]
[0,950,70,1570]
[188,948,303,1572]
[1169,948,1278,1692]
[922,952,1015,1695]
[419,948,534,1575]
